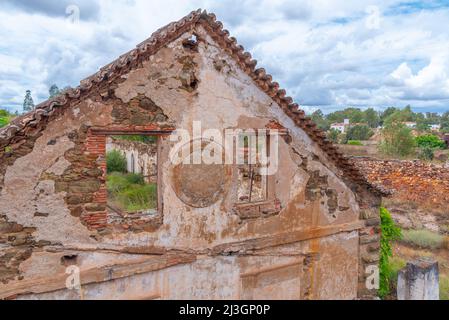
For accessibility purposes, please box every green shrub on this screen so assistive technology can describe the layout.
[379,207,402,299]
[347,140,363,146]
[418,146,434,161]
[125,173,145,185]
[0,117,9,128]
[0,109,15,128]
[346,125,374,141]
[401,229,444,249]
[415,134,446,149]
[106,150,127,173]
[379,122,416,157]
[327,128,340,143]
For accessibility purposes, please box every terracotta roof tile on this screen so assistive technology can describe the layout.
[0,9,387,197]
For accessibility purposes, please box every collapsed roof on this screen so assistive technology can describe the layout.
[0,9,390,197]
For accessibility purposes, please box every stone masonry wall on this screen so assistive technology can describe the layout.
[0,25,380,299]
[355,158,449,210]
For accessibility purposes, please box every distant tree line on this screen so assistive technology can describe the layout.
[310,105,449,133]
[310,106,449,159]
[379,106,447,159]
[19,84,71,114]
[1,84,72,128]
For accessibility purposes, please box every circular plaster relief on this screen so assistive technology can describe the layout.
[172,140,230,208]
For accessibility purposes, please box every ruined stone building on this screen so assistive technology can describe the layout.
[106,137,158,183]
[0,10,387,300]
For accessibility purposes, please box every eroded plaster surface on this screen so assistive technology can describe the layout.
[0,25,379,300]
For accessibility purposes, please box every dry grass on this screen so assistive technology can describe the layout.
[401,229,446,250]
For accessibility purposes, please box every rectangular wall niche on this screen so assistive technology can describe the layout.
[105,135,158,218]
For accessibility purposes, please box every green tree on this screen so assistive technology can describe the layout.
[106,150,127,173]
[23,90,35,113]
[49,84,61,98]
[385,110,407,124]
[440,111,449,133]
[311,109,331,131]
[327,128,340,143]
[379,121,416,157]
[380,107,397,124]
[364,108,380,128]
[418,147,434,161]
[0,108,13,128]
[346,125,374,141]
[402,105,415,121]
[0,117,9,128]
[415,120,430,132]
[425,112,440,124]
[379,207,402,299]
[327,107,364,124]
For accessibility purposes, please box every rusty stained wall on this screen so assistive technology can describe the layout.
[0,25,375,300]
[16,231,358,300]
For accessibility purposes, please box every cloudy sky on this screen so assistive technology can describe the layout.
[1,0,449,114]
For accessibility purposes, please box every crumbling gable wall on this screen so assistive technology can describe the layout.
[0,24,380,299]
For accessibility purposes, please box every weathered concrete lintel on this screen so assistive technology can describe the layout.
[44,220,365,257]
[0,253,196,300]
[211,220,365,255]
[89,128,174,136]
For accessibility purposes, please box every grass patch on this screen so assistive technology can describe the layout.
[107,172,156,213]
[387,256,407,283]
[440,274,449,300]
[401,229,445,250]
[347,140,363,146]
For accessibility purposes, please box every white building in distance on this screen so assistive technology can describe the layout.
[330,119,350,133]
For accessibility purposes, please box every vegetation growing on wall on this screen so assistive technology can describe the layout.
[379,207,402,298]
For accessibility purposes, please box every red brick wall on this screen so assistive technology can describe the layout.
[83,126,173,230]
[84,133,107,229]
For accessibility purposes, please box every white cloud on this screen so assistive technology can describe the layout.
[0,0,449,113]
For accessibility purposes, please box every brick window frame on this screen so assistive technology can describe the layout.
[86,125,174,230]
